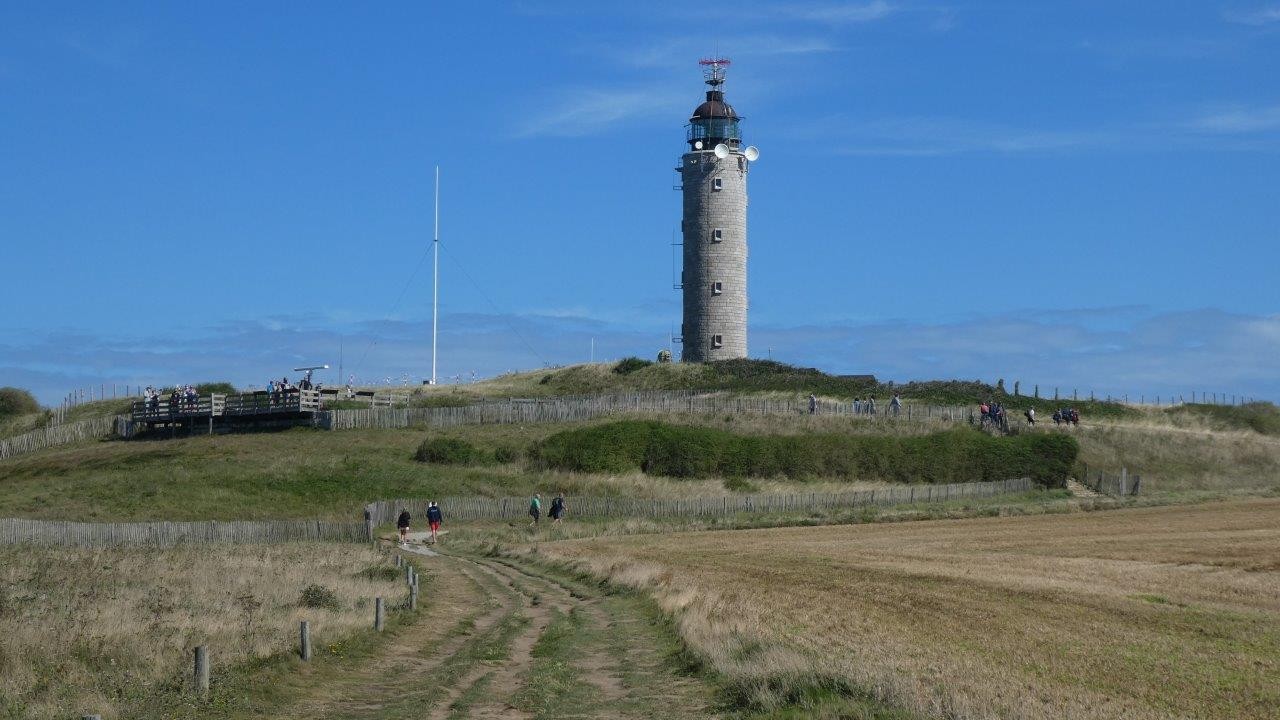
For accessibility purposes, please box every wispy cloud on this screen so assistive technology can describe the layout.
[783,1,897,24]
[5,308,1277,404]
[514,85,685,138]
[1189,104,1280,133]
[815,116,1101,156]
[1224,5,1280,25]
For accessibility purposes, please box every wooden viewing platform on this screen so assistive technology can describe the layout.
[131,389,324,431]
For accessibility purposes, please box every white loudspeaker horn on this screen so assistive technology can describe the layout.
[713,143,729,159]
[744,146,760,161]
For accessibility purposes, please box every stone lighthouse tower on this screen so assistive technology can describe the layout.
[679,58,757,362]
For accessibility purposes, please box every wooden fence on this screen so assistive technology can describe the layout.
[0,415,127,461]
[364,477,1034,526]
[0,518,368,546]
[322,392,974,432]
[1081,467,1143,497]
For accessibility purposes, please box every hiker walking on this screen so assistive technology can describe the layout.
[426,501,443,544]
[549,492,567,524]
[867,396,876,415]
[1025,407,1036,425]
[890,393,902,417]
[528,493,542,527]
[396,507,411,544]
[853,397,861,415]
[808,394,817,415]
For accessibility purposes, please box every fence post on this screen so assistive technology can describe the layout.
[395,554,403,568]
[1120,468,1128,496]
[193,645,210,698]
[300,621,312,661]
[375,597,385,631]
[410,583,419,611]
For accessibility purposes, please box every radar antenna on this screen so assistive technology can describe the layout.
[698,57,731,87]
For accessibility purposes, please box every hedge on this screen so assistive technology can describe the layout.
[529,421,1077,486]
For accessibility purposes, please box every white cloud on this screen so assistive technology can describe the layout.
[785,1,897,24]
[514,86,685,138]
[5,308,1278,405]
[817,116,1101,156]
[1189,104,1280,133]
[1224,6,1280,25]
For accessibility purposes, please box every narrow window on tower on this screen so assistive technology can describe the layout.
[711,281,723,295]
[712,228,723,243]
[712,177,723,191]
[712,334,723,348]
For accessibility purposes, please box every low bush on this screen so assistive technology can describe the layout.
[357,565,401,582]
[194,382,237,395]
[493,445,520,464]
[299,583,340,610]
[0,387,39,419]
[613,357,653,375]
[415,437,487,464]
[529,421,1078,486]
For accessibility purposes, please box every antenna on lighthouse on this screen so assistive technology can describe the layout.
[431,165,439,386]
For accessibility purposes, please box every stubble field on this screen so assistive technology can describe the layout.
[531,498,1280,719]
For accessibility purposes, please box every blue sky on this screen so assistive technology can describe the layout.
[2,1,1278,404]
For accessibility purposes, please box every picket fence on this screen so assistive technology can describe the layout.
[0,518,368,547]
[323,392,973,432]
[1081,467,1143,497]
[364,477,1034,526]
[0,415,128,460]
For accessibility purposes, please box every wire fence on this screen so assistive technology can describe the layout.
[363,477,1035,527]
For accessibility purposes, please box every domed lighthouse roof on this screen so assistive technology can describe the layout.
[686,58,743,150]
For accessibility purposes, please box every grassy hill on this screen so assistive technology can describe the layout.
[415,359,1142,418]
[0,363,1274,522]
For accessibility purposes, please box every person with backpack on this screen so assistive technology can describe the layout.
[890,393,902,417]
[549,493,567,524]
[528,493,541,527]
[808,394,817,415]
[396,507,411,544]
[426,501,443,544]
[1025,407,1036,425]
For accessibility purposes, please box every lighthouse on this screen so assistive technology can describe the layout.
[679,58,757,362]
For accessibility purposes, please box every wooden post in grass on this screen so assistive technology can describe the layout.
[193,645,210,698]
[410,583,419,611]
[375,598,385,631]
[405,564,414,586]
[395,554,403,568]
[300,621,312,661]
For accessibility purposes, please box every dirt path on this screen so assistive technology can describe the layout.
[270,544,717,720]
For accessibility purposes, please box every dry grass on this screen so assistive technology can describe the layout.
[1075,422,1280,493]
[0,543,403,718]
[530,499,1280,719]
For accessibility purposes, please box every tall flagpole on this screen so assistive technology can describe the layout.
[431,165,440,385]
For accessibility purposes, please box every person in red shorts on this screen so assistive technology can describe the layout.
[426,501,443,544]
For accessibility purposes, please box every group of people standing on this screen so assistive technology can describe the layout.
[806,394,903,417]
[143,385,199,412]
